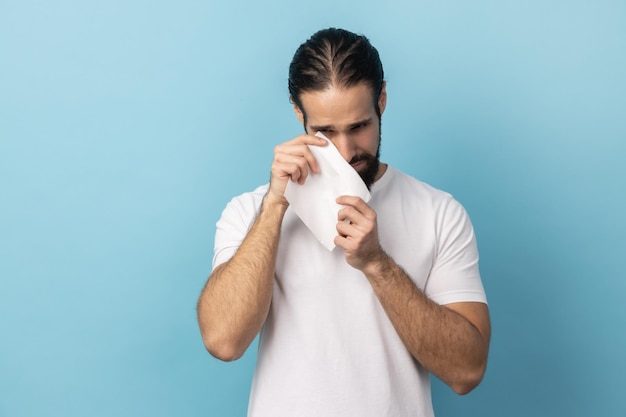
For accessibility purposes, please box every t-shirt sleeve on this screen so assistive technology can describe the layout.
[424,197,487,305]
[212,193,261,271]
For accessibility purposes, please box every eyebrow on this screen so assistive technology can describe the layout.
[310,118,373,132]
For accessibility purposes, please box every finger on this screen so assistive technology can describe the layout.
[289,133,327,146]
[336,195,376,219]
[297,135,327,174]
[274,142,321,182]
[336,195,365,208]
[337,204,376,229]
[275,137,326,175]
[336,219,357,238]
[337,205,362,225]
[280,134,327,153]
[274,153,312,183]
[334,233,357,251]
[334,234,347,248]
[302,148,320,175]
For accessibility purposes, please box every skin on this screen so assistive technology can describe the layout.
[197,82,491,395]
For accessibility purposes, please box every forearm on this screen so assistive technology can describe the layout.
[363,253,490,394]
[197,194,287,361]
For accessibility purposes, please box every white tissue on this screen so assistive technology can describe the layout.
[284,132,371,250]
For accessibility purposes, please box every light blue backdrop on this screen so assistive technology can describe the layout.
[1,0,625,416]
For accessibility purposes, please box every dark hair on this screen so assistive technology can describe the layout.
[288,28,385,122]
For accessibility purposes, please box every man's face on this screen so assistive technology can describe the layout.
[294,83,387,189]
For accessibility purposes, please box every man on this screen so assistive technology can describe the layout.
[197,28,490,416]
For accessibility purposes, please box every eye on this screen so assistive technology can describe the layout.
[351,122,368,131]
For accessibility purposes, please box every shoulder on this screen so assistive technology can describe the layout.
[376,166,455,208]
[220,184,268,221]
[212,184,268,269]
[377,167,475,232]
[215,184,268,235]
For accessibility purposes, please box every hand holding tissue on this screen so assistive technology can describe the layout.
[284,132,371,250]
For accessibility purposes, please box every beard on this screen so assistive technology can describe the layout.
[349,138,381,190]
[302,115,383,189]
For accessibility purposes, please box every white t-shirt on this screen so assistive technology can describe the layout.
[212,166,487,417]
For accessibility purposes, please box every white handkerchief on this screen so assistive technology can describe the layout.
[284,132,371,250]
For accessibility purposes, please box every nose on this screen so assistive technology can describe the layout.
[331,134,356,163]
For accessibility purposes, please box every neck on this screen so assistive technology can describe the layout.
[374,163,388,183]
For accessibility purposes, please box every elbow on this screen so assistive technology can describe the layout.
[450,380,479,396]
[206,344,244,363]
[197,306,248,361]
[200,331,247,362]
[449,362,487,395]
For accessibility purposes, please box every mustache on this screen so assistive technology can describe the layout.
[349,154,375,165]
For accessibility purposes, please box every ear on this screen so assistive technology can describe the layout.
[378,81,388,116]
[291,96,305,125]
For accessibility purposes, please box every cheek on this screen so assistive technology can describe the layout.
[355,127,379,153]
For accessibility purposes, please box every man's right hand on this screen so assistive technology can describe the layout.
[266,134,327,206]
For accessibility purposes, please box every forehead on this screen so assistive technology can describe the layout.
[299,84,376,127]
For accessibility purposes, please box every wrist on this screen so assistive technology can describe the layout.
[262,191,289,215]
[361,249,393,282]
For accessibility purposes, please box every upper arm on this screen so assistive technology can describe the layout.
[426,197,486,305]
[212,189,265,270]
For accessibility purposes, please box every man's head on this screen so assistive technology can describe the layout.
[288,28,386,188]
[288,28,385,122]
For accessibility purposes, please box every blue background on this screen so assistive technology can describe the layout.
[1,0,625,416]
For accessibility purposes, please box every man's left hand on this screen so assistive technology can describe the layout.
[334,195,384,270]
